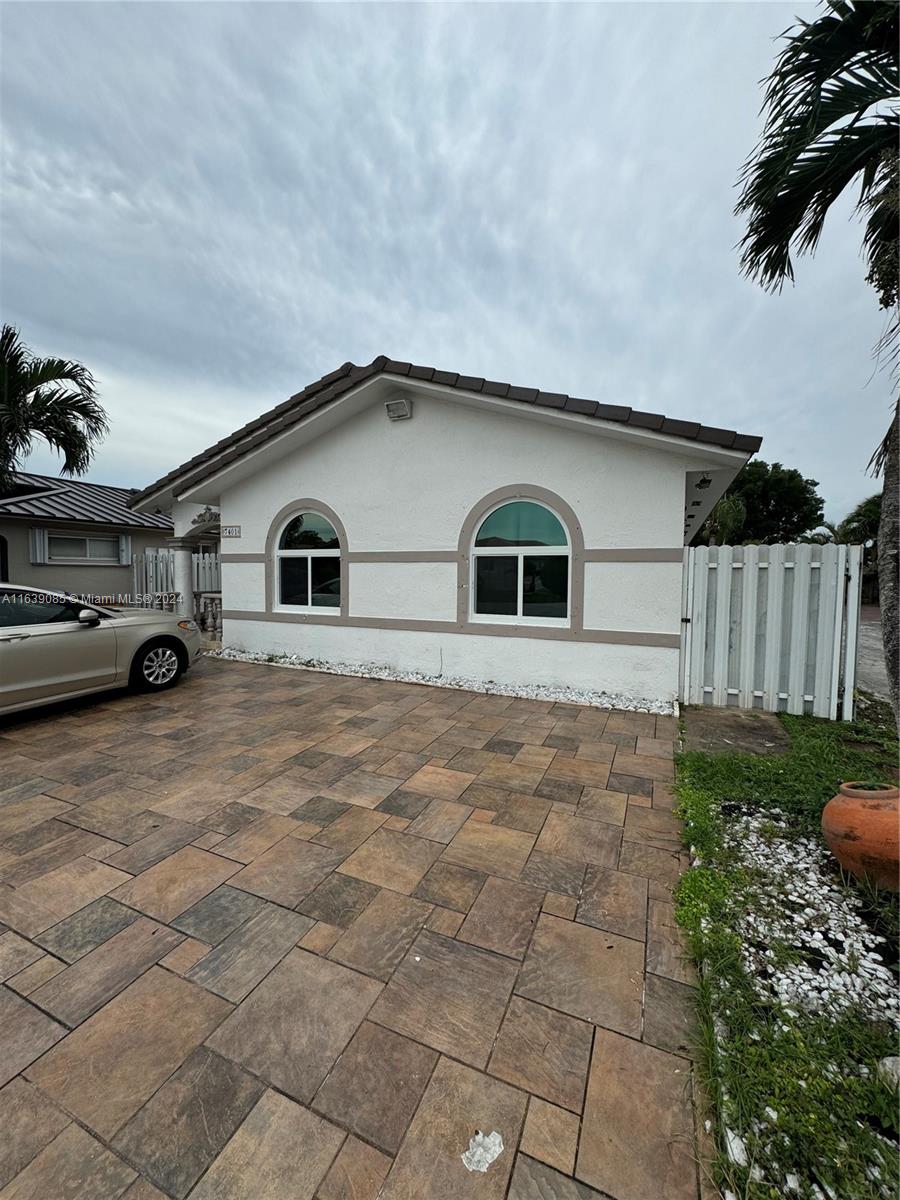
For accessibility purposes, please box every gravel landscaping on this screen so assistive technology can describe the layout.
[213,646,676,714]
[676,697,899,1200]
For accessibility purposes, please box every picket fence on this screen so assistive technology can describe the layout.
[679,543,862,720]
[132,549,220,598]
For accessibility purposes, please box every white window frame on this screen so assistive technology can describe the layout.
[470,500,571,627]
[273,512,341,613]
[46,531,121,566]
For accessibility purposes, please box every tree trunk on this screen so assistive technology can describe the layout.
[877,405,899,727]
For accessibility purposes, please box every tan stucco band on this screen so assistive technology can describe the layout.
[583,548,684,562]
[346,550,459,563]
[223,547,683,565]
[455,484,585,633]
[249,487,679,644]
[263,498,350,617]
[221,608,680,648]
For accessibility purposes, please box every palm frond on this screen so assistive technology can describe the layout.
[19,355,98,404]
[736,0,899,296]
[868,399,899,478]
[0,323,107,483]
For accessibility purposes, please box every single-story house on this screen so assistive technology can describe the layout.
[129,356,762,702]
[0,472,173,597]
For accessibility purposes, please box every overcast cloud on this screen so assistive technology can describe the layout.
[1,0,893,521]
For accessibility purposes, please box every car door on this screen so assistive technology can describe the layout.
[0,588,119,709]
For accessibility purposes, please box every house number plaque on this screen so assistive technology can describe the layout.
[221,525,241,538]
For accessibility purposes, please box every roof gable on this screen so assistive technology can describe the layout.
[129,355,762,510]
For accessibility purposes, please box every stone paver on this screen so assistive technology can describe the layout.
[0,657,699,1198]
[111,1047,263,1198]
[488,995,592,1111]
[206,947,381,1103]
[312,1019,437,1153]
[520,1096,580,1174]
[0,1077,70,1189]
[577,1028,696,1200]
[189,1088,343,1200]
[379,1057,527,1200]
[517,913,644,1036]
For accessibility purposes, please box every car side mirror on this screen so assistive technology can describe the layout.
[78,608,101,626]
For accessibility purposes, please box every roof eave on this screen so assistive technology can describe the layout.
[128,357,763,510]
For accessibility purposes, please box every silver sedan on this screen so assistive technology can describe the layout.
[0,583,203,716]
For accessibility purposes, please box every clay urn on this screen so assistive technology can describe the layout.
[821,782,900,891]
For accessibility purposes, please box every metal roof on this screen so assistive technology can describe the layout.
[0,473,173,530]
[129,356,763,508]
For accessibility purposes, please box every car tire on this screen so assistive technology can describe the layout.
[130,638,186,693]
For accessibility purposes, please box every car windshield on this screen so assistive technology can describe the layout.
[0,590,80,626]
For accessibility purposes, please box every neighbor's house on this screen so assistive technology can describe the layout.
[0,472,172,596]
[128,357,761,702]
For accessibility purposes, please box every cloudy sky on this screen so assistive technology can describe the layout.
[1,1,893,521]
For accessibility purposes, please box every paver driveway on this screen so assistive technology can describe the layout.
[0,657,701,1200]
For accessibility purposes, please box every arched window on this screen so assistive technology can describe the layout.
[275,511,341,609]
[471,500,570,622]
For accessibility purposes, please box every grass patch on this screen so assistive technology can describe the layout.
[675,694,899,1199]
[678,699,897,830]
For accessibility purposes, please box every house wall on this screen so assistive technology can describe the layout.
[0,520,164,599]
[217,393,692,701]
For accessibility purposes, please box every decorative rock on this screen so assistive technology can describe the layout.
[877,1055,900,1091]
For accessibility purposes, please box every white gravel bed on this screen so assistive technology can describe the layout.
[723,807,898,1025]
[209,646,675,714]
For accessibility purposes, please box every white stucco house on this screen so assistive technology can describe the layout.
[129,357,761,703]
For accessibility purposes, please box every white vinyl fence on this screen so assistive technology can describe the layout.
[679,544,862,720]
[132,549,220,599]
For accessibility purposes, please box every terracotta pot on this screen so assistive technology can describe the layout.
[821,782,900,891]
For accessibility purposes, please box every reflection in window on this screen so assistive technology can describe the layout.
[279,513,340,550]
[48,535,119,562]
[276,511,341,609]
[472,500,570,622]
[475,502,567,548]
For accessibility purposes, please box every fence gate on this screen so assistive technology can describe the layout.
[679,543,862,719]
[132,550,221,598]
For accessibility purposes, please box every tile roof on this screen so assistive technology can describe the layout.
[0,473,173,529]
[129,356,763,508]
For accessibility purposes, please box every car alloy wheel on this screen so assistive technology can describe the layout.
[142,646,180,686]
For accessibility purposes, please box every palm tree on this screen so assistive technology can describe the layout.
[736,0,899,722]
[839,492,881,546]
[809,494,881,545]
[0,325,108,494]
[703,494,747,546]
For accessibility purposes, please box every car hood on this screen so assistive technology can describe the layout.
[106,607,184,624]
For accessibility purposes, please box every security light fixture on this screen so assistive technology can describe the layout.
[385,398,413,421]
[696,475,712,490]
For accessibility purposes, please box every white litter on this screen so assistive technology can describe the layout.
[461,1130,504,1173]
